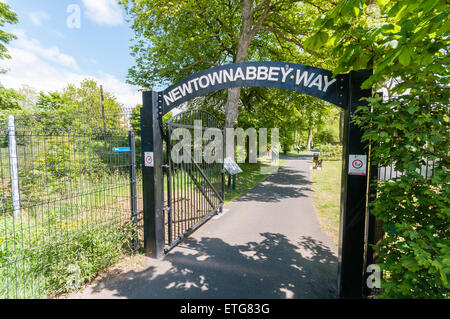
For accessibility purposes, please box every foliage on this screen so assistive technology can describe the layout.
[0,86,23,111]
[319,144,343,161]
[31,79,125,131]
[1,79,126,133]
[188,85,340,154]
[315,117,340,146]
[19,136,112,203]
[237,88,338,153]
[0,1,18,63]
[307,0,449,298]
[120,0,338,127]
[35,91,73,112]
[315,129,335,146]
[120,0,332,87]
[130,104,142,134]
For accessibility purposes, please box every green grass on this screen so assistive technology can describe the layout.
[224,159,286,202]
[311,160,342,246]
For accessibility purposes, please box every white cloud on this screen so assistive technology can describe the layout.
[28,10,50,26]
[53,31,65,39]
[10,29,78,71]
[82,0,124,26]
[0,30,140,109]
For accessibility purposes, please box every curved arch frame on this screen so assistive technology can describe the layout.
[160,61,349,114]
[140,62,374,298]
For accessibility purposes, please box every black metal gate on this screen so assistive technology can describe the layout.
[162,110,224,251]
[141,61,374,298]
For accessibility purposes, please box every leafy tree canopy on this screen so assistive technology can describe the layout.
[0,85,22,111]
[120,0,337,127]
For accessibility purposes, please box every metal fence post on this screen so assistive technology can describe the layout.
[7,115,20,218]
[129,130,139,254]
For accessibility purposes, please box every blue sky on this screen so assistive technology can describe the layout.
[0,0,142,108]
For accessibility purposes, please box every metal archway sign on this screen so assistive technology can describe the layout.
[140,61,374,298]
[161,62,348,112]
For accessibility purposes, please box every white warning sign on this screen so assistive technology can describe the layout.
[224,157,243,175]
[348,155,367,176]
[145,152,154,167]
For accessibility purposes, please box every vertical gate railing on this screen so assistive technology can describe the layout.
[163,110,224,252]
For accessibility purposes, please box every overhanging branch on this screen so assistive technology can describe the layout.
[255,25,323,58]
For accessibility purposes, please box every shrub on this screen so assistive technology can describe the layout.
[319,144,342,161]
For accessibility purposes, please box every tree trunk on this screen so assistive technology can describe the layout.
[307,128,313,151]
[225,0,254,128]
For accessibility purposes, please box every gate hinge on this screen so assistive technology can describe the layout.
[161,164,170,169]
[162,206,171,212]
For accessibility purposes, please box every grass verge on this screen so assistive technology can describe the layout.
[311,160,342,246]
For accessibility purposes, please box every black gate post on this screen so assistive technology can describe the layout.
[141,91,165,258]
[338,69,372,298]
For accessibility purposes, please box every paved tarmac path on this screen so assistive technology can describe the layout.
[68,155,338,299]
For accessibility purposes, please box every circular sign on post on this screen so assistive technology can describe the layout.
[348,155,367,176]
[145,152,154,167]
[352,159,364,169]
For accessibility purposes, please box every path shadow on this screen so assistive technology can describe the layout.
[87,233,337,299]
[236,165,312,202]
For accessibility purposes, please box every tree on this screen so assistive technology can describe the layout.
[0,86,22,111]
[36,91,72,112]
[306,0,449,298]
[0,1,18,64]
[64,79,125,130]
[120,0,336,127]
[30,79,126,131]
[0,2,19,112]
